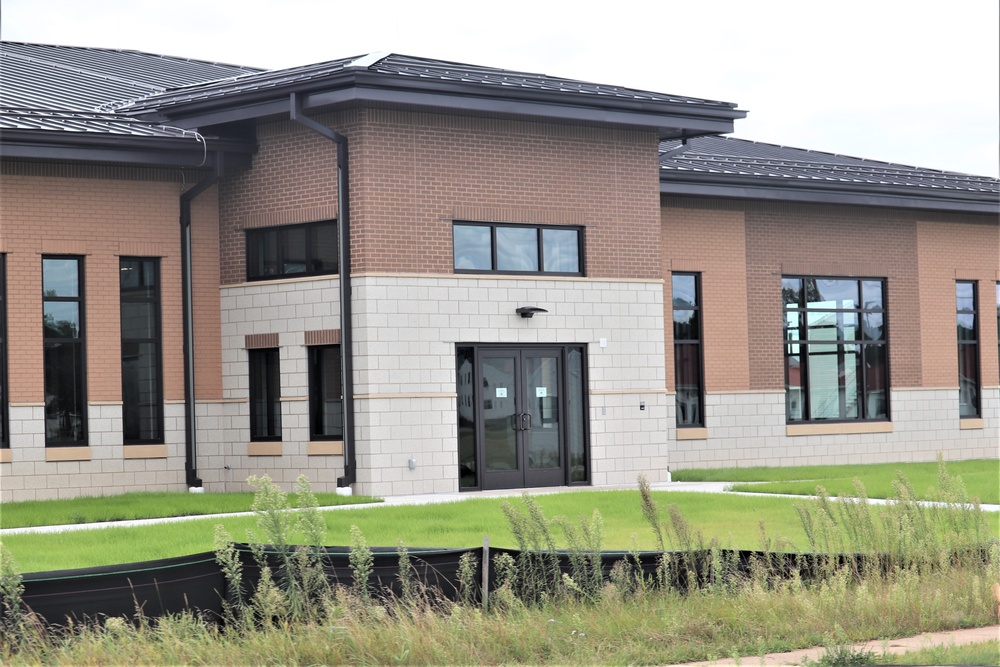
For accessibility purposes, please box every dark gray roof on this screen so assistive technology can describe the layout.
[660,136,999,214]
[0,108,201,138]
[120,52,738,113]
[1,41,262,111]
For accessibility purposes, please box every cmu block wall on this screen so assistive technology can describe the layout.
[0,163,223,500]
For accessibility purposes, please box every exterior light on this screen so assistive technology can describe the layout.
[515,306,548,319]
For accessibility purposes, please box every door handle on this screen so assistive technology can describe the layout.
[521,413,532,431]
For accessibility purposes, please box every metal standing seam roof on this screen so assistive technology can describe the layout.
[115,52,742,113]
[0,108,204,139]
[660,136,1000,195]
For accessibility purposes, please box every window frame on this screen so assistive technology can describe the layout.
[452,222,585,276]
[248,348,282,441]
[245,220,338,281]
[120,257,164,445]
[308,344,344,441]
[956,280,980,419]
[671,272,705,428]
[0,254,7,449]
[42,255,88,446]
[783,275,890,424]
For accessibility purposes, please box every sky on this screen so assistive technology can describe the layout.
[3,0,998,177]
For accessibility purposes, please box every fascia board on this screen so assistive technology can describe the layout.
[660,178,1000,215]
[0,133,254,169]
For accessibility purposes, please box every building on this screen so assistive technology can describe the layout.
[0,41,997,502]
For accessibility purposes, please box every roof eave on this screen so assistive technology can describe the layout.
[0,130,255,169]
[659,173,1000,215]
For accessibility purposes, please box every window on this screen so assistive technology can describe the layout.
[783,277,888,422]
[996,283,999,379]
[956,281,980,418]
[308,345,343,440]
[120,258,163,443]
[672,273,704,427]
[0,254,7,448]
[246,220,338,280]
[249,348,281,440]
[43,256,86,445]
[453,222,583,275]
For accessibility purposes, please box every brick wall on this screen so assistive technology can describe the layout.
[662,198,751,392]
[218,108,663,284]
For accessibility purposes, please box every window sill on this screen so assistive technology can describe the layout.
[959,419,985,430]
[45,446,92,462]
[247,441,283,456]
[124,444,168,459]
[0,449,10,464]
[676,428,708,441]
[786,422,893,437]
[308,441,344,456]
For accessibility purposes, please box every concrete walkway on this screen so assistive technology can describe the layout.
[2,480,997,535]
[667,624,1000,666]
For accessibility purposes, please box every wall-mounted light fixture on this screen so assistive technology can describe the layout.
[515,306,548,319]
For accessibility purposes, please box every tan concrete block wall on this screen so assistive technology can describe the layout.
[916,216,1000,389]
[662,199,750,392]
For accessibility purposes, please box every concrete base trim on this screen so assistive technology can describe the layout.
[786,422,893,436]
[247,441,283,456]
[307,441,344,456]
[45,447,92,462]
[960,418,985,430]
[123,444,168,459]
[676,427,708,440]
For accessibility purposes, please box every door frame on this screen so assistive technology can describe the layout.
[457,343,591,491]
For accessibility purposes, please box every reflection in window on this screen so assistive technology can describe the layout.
[453,222,582,275]
[956,281,979,418]
[121,258,163,443]
[784,277,888,422]
[672,273,704,427]
[246,220,338,280]
[249,348,281,440]
[43,256,86,445]
[309,345,343,440]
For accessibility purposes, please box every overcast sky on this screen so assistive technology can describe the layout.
[3,0,998,177]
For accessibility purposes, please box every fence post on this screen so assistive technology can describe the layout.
[482,535,490,610]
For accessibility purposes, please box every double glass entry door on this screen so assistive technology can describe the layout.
[479,348,565,490]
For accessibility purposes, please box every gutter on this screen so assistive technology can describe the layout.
[180,154,224,489]
[289,92,356,490]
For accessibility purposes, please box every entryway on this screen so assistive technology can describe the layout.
[457,345,589,490]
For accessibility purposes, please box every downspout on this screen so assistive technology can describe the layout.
[180,154,224,488]
[289,92,356,489]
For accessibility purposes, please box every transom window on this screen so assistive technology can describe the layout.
[453,222,583,275]
[246,220,338,281]
[783,277,888,423]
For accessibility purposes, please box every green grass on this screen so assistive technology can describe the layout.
[876,640,1000,666]
[4,489,997,574]
[674,458,999,504]
[0,490,380,530]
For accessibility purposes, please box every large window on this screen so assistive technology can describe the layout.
[246,220,338,281]
[43,256,87,445]
[0,254,7,449]
[308,345,343,440]
[956,281,980,418]
[120,258,163,443]
[995,283,999,379]
[453,222,583,275]
[672,273,704,427]
[249,348,281,440]
[783,277,888,422]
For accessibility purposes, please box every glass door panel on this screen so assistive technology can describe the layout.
[524,352,560,470]
[481,352,519,475]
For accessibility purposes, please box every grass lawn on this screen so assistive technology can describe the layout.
[674,458,999,504]
[0,490,379,530]
[4,488,998,574]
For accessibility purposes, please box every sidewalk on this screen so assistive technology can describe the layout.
[665,624,1000,666]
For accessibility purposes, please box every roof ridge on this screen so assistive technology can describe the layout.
[347,51,392,69]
